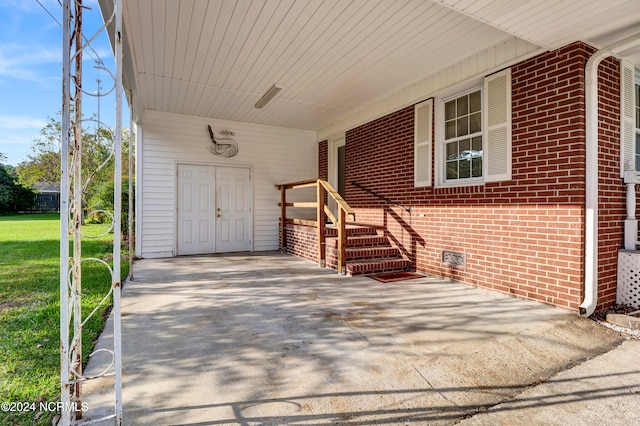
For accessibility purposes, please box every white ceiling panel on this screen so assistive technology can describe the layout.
[112,0,640,134]
[437,0,640,49]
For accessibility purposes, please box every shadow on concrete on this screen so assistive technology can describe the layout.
[83,252,632,425]
[122,373,640,425]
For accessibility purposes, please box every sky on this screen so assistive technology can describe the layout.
[0,0,125,166]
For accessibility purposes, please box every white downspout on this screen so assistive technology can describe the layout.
[581,33,640,317]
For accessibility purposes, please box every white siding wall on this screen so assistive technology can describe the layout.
[138,110,317,258]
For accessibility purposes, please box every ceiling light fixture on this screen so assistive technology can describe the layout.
[254,84,283,109]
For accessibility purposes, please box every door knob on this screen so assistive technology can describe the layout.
[217,214,222,218]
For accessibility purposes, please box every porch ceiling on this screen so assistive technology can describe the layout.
[113,0,640,133]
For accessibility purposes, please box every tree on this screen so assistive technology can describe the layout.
[15,115,62,186]
[16,113,132,215]
[87,177,134,236]
[0,153,34,213]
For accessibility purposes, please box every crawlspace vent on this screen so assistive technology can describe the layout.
[442,250,466,269]
[617,250,640,307]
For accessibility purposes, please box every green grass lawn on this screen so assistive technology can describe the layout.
[0,213,129,425]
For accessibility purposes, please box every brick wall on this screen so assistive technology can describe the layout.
[318,139,329,217]
[282,141,329,264]
[319,140,328,180]
[342,42,622,311]
[283,224,318,264]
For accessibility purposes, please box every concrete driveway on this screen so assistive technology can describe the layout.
[82,252,639,425]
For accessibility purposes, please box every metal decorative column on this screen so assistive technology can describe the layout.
[60,1,123,424]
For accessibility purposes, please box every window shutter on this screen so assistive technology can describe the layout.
[484,68,512,182]
[620,61,636,175]
[414,98,433,187]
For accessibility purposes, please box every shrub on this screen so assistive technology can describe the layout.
[86,178,133,235]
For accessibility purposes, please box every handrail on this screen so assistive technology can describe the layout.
[352,181,411,213]
[318,179,354,218]
[277,178,318,189]
[276,178,354,274]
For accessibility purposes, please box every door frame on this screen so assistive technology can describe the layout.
[327,136,345,217]
[173,161,254,256]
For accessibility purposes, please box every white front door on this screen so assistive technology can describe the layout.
[215,166,252,253]
[177,164,216,255]
[177,164,252,255]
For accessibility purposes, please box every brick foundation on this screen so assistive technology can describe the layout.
[283,224,318,264]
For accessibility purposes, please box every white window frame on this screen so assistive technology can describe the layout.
[440,86,484,186]
[434,69,512,187]
[435,81,483,188]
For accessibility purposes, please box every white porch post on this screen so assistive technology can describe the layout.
[624,168,638,250]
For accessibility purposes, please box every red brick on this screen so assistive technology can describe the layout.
[306,41,624,312]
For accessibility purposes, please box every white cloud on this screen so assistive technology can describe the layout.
[0,43,59,83]
[0,41,113,88]
[0,43,59,67]
[0,0,114,85]
[0,115,47,130]
[0,132,39,165]
[0,133,33,146]
[0,118,53,164]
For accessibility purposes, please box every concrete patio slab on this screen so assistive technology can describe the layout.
[457,338,640,425]
[81,252,634,425]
